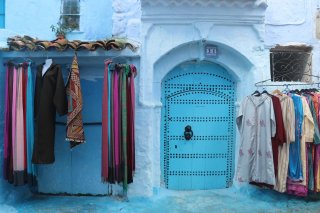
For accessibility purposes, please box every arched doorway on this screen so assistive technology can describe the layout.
[161,61,236,190]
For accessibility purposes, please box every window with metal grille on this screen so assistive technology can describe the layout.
[270,45,313,83]
[60,0,80,30]
[0,0,5,28]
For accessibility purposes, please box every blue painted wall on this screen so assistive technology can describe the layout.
[5,0,113,40]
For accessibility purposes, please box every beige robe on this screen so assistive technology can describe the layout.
[273,94,295,192]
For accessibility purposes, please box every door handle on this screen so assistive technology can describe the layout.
[184,125,193,141]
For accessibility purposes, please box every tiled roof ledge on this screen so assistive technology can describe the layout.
[3,35,139,52]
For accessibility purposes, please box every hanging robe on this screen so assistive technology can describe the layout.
[32,64,67,164]
[270,95,286,178]
[288,94,304,181]
[315,94,320,192]
[306,95,320,191]
[236,94,276,186]
[273,93,295,193]
[287,95,314,196]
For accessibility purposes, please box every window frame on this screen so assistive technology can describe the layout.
[60,0,80,31]
[0,0,5,28]
[270,45,313,83]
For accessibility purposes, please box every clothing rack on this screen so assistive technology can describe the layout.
[254,74,320,89]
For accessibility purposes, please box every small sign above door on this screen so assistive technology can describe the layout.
[205,45,218,58]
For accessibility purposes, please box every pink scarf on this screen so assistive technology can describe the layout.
[16,66,25,172]
[12,67,17,173]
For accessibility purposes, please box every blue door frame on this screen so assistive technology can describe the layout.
[161,61,235,190]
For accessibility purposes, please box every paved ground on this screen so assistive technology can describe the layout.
[1,186,320,212]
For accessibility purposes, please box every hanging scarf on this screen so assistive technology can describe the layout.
[12,66,18,182]
[121,65,129,192]
[102,60,112,182]
[26,62,37,185]
[6,64,14,183]
[127,65,137,183]
[3,65,9,180]
[66,52,85,148]
[101,62,137,194]
[113,67,120,181]
[14,65,26,185]
[22,64,28,174]
[109,63,115,183]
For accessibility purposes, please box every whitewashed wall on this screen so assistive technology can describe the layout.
[112,0,141,41]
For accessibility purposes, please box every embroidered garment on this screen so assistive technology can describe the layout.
[236,94,276,186]
[66,53,85,148]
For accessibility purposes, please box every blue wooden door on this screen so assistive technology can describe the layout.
[161,62,235,190]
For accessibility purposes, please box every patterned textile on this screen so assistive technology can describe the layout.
[66,53,85,148]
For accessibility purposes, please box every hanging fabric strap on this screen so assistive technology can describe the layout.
[130,65,137,173]
[102,60,112,182]
[11,66,18,180]
[3,65,9,180]
[121,65,129,193]
[26,62,37,185]
[113,67,120,181]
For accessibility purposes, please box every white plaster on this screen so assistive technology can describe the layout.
[265,0,306,25]
[112,0,141,41]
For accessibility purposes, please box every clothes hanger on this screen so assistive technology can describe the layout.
[42,51,53,76]
[272,89,283,96]
[252,86,261,96]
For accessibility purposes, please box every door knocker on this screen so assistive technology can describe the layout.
[184,125,193,141]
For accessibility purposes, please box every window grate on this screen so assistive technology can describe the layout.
[270,46,312,83]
